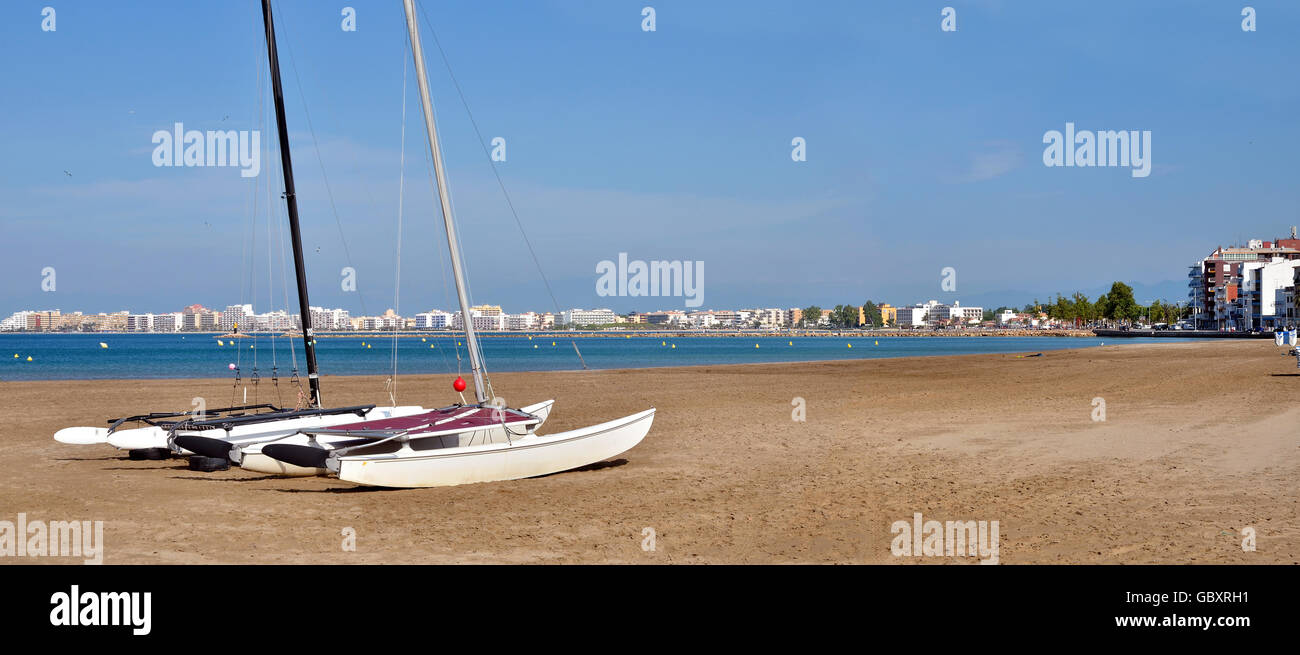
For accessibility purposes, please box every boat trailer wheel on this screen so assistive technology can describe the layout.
[188,455,231,472]
[128,448,169,461]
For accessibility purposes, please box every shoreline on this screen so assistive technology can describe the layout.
[0,339,1191,384]
[2,328,1100,338]
[4,339,1294,564]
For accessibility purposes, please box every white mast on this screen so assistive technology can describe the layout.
[402,0,488,404]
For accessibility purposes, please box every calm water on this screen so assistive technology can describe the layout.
[0,333,1183,381]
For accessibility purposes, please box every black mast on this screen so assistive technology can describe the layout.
[261,0,321,407]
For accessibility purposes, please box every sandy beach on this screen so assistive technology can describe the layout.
[2,340,1296,564]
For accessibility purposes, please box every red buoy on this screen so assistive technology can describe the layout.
[452,376,467,392]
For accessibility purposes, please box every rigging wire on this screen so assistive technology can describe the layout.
[278,3,465,398]
[272,3,374,322]
[397,1,475,393]
[414,0,588,371]
[390,51,409,406]
[233,0,262,407]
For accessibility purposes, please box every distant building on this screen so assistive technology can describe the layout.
[126,314,154,332]
[452,311,504,331]
[1188,231,1300,329]
[751,308,785,328]
[0,311,32,331]
[895,304,929,328]
[221,304,253,332]
[645,311,685,326]
[878,303,897,326]
[1239,259,1300,331]
[687,311,717,328]
[931,301,983,326]
[25,309,61,331]
[415,311,452,330]
[894,300,981,328]
[504,312,538,330]
[560,308,616,326]
[154,313,182,332]
[310,306,350,331]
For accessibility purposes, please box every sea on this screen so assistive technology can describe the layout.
[0,332,1185,382]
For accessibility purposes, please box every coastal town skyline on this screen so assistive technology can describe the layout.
[11,226,1300,333]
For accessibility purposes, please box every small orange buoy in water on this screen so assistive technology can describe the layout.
[452,376,467,392]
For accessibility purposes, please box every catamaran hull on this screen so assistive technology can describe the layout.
[53,426,110,445]
[334,408,653,488]
[106,426,181,451]
[238,400,556,476]
[103,406,425,452]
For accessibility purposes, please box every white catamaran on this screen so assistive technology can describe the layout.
[252,0,654,488]
[52,0,446,464]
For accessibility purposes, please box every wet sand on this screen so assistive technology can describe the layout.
[2,340,1296,564]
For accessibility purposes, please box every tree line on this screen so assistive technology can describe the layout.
[801,283,1185,329]
[988,282,1187,326]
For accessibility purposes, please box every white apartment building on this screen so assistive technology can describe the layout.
[310,307,351,331]
[687,311,717,328]
[750,308,785,328]
[126,314,154,331]
[930,301,983,325]
[152,313,182,332]
[646,311,686,326]
[895,303,931,328]
[504,312,539,330]
[1,311,33,331]
[416,311,453,329]
[452,311,505,331]
[560,308,616,326]
[895,300,982,327]
[1241,259,1300,330]
[220,304,254,331]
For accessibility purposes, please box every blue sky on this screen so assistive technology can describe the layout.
[2,0,1297,317]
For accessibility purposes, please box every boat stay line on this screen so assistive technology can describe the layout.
[303,417,537,441]
[308,416,540,456]
[336,411,654,463]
